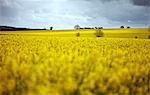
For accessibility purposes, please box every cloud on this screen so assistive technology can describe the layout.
[131,0,150,7]
[85,0,150,6]
[101,1,149,23]
[0,0,20,17]
[0,0,149,29]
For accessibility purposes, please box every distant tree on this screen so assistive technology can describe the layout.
[95,29,104,37]
[135,36,138,39]
[95,27,103,29]
[127,26,130,28]
[148,35,150,39]
[99,27,103,29]
[74,25,80,30]
[84,27,91,29]
[76,32,80,37]
[120,26,124,28]
[95,27,98,29]
[50,27,53,30]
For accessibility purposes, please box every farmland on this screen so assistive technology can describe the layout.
[0,28,150,95]
[0,28,150,38]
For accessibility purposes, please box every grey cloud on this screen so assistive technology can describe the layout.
[1,0,23,16]
[84,0,149,25]
[102,1,149,24]
[0,0,149,29]
[85,0,150,6]
[131,0,150,6]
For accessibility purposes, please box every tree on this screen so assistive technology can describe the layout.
[135,36,138,39]
[120,26,124,28]
[99,27,103,29]
[148,35,150,39]
[74,25,80,30]
[50,27,53,30]
[95,27,98,29]
[76,32,80,37]
[95,29,104,37]
[127,26,130,28]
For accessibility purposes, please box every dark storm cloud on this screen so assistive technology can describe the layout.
[132,0,150,6]
[85,0,150,6]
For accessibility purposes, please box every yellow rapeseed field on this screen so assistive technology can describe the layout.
[0,34,150,95]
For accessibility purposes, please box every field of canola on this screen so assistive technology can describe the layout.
[0,35,150,95]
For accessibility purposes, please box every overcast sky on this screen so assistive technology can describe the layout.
[0,0,150,29]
